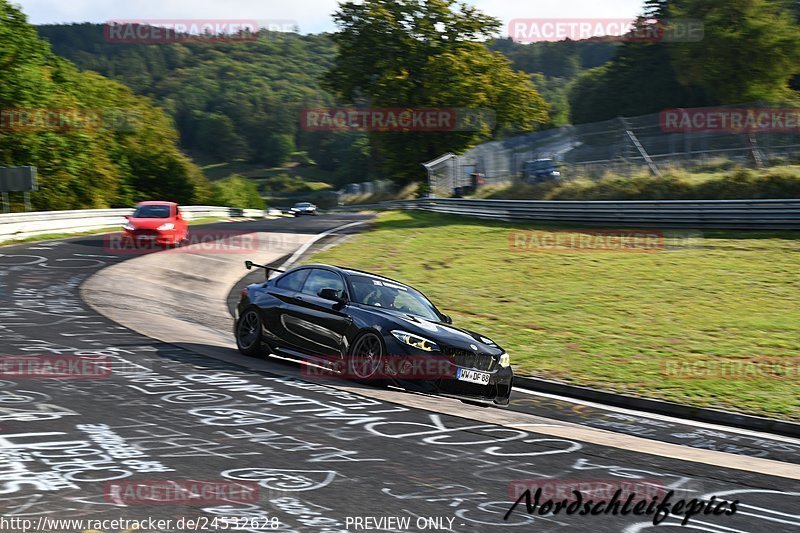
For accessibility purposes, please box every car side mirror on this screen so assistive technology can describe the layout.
[440,313,452,324]
[318,288,346,304]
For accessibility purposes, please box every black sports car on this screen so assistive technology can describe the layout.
[234,263,513,406]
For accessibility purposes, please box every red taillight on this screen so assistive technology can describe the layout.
[241,288,248,300]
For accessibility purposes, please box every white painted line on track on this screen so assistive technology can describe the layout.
[272,220,369,278]
[513,386,800,445]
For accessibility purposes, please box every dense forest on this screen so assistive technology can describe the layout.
[37,23,618,164]
[0,0,213,210]
[487,38,617,126]
[37,19,603,183]
[568,0,800,123]
[36,24,351,173]
[6,0,800,209]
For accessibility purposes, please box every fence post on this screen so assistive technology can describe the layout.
[626,129,662,177]
[747,133,764,168]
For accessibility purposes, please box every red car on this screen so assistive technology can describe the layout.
[122,201,188,246]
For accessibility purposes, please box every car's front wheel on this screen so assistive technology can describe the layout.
[236,308,264,357]
[348,331,386,384]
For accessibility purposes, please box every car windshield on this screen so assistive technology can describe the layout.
[349,275,440,321]
[295,203,311,208]
[526,160,555,170]
[132,205,171,219]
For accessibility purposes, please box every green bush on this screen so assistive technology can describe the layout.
[289,151,315,166]
[211,175,264,209]
[483,166,800,201]
[260,174,312,194]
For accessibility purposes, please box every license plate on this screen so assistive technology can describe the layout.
[456,368,490,385]
[137,235,155,240]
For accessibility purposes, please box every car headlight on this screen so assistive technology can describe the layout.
[499,352,510,368]
[157,223,175,231]
[123,223,135,231]
[391,330,440,352]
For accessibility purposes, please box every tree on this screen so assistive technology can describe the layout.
[568,39,710,124]
[0,1,211,210]
[211,174,264,209]
[668,0,800,103]
[37,23,341,169]
[325,0,549,183]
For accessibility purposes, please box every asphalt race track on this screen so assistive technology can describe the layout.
[0,214,798,533]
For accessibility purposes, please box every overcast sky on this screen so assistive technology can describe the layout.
[16,0,647,35]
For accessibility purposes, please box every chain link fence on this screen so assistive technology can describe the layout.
[425,103,800,196]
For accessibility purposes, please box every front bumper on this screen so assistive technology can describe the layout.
[434,366,513,406]
[382,336,513,406]
[123,230,178,245]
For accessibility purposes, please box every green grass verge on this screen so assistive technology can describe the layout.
[306,211,800,421]
[201,160,336,184]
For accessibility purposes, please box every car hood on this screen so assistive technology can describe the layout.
[127,218,172,230]
[364,306,504,355]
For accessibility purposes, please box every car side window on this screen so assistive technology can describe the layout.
[302,269,346,299]
[275,269,310,291]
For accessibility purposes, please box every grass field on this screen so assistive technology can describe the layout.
[306,211,800,421]
[200,160,336,185]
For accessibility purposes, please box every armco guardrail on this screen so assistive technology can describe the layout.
[337,198,800,229]
[0,205,265,243]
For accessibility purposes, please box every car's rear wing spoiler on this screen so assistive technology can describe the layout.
[245,260,285,280]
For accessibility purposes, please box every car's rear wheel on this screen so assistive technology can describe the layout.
[236,308,264,357]
[348,331,386,384]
